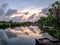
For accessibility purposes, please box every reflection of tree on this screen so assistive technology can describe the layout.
[0,21,31,29]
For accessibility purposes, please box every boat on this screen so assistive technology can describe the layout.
[35,38,60,45]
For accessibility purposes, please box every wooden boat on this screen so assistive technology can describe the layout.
[35,38,60,45]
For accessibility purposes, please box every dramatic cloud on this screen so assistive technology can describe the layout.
[0,3,47,22]
[9,8,47,22]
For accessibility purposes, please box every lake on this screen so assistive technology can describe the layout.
[0,26,54,45]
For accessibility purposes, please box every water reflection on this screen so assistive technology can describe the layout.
[0,26,42,45]
[4,26,42,38]
[0,26,54,45]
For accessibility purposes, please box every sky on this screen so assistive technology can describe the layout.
[0,0,59,9]
[0,0,59,22]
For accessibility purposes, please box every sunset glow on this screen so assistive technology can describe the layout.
[10,8,43,18]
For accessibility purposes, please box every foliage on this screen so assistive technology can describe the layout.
[39,1,60,38]
[49,1,60,23]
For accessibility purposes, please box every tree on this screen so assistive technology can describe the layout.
[49,1,60,23]
[39,1,60,38]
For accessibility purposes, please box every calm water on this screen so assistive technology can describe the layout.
[0,26,53,45]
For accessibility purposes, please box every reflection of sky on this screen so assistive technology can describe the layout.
[0,26,56,45]
[0,0,57,9]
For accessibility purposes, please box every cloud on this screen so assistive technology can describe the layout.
[9,8,44,22]
[24,12,29,15]
[41,8,48,14]
[56,0,60,1]
[1,3,8,9]
[0,9,4,16]
[6,9,17,16]
[53,0,60,2]
[0,6,47,22]
[0,3,8,16]
[28,13,36,20]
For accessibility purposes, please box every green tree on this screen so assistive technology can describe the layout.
[49,1,60,23]
[39,1,60,38]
